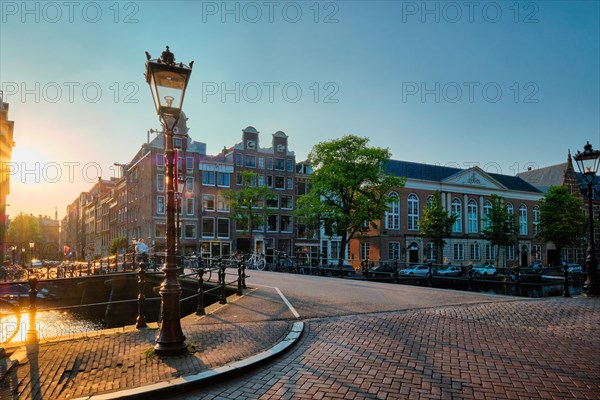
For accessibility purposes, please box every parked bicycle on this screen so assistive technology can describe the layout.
[274,251,295,273]
[245,253,266,271]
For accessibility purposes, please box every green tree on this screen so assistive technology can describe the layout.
[7,212,41,247]
[225,170,276,254]
[109,236,128,255]
[482,194,517,267]
[296,135,405,263]
[538,185,586,265]
[419,191,458,265]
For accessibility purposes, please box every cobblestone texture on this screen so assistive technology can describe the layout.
[188,297,600,400]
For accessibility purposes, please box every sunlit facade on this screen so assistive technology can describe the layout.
[0,90,15,263]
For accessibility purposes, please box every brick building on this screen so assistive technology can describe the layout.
[518,151,600,265]
[349,161,544,268]
[0,90,15,263]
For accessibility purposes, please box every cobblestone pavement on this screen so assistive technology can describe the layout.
[179,297,600,400]
[0,290,295,399]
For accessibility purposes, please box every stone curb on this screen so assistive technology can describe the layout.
[74,321,304,400]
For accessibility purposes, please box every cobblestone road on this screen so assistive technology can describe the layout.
[180,297,600,400]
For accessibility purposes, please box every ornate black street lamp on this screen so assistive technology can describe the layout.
[145,46,193,355]
[29,241,35,268]
[574,141,600,296]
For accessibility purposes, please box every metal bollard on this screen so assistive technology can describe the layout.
[237,260,243,296]
[219,258,227,305]
[563,264,571,298]
[393,259,399,284]
[196,264,205,316]
[27,278,39,343]
[338,258,344,278]
[428,264,433,287]
[241,260,247,289]
[136,262,147,329]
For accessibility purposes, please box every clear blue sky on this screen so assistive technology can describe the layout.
[1,0,599,219]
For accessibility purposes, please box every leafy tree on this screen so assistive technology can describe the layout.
[482,194,517,267]
[538,185,586,265]
[225,170,276,254]
[419,191,458,265]
[109,236,128,255]
[296,135,405,264]
[7,212,41,247]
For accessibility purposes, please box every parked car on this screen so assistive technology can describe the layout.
[566,264,583,273]
[399,265,431,277]
[367,263,398,278]
[0,284,51,302]
[437,265,462,277]
[471,264,497,277]
[318,264,355,277]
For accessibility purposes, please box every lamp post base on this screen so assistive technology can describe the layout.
[154,278,187,356]
[582,264,599,296]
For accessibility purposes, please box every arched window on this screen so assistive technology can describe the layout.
[468,199,478,233]
[533,206,540,235]
[519,204,528,235]
[385,192,400,230]
[483,200,492,229]
[452,198,462,232]
[426,195,433,208]
[407,194,419,231]
[506,202,514,215]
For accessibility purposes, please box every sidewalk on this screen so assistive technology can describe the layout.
[0,288,301,399]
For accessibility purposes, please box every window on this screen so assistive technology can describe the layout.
[186,156,194,173]
[360,242,370,260]
[507,244,515,260]
[453,243,464,260]
[203,194,215,211]
[186,176,194,193]
[258,157,265,169]
[483,200,492,229]
[266,175,273,187]
[452,198,462,232]
[519,204,528,235]
[155,222,166,238]
[217,172,230,187]
[217,195,229,212]
[485,242,496,261]
[157,196,165,214]
[388,241,400,260]
[236,172,243,185]
[533,206,540,235]
[156,154,164,170]
[186,198,194,215]
[267,196,279,208]
[426,195,433,208]
[468,200,478,233]
[506,202,514,215]
[202,218,215,237]
[184,223,196,239]
[281,195,293,209]
[275,176,285,189]
[275,158,285,170]
[245,155,256,168]
[287,159,293,172]
[266,157,273,170]
[407,194,419,231]
[281,216,292,232]
[267,215,278,232]
[471,242,481,260]
[157,174,165,192]
[286,177,293,190]
[202,170,215,186]
[426,242,436,262]
[385,192,400,230]
[217,218,229,238]
[533,245,541,261]
[258,175,264,187]
[235,153,243,166]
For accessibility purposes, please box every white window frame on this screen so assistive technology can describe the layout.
[385,192,400,230]
[407,194,419,231]
[452,198,462,233]
[468,199,478,233]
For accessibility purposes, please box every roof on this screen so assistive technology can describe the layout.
[517,162,567,193]
[385,160,541,193]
